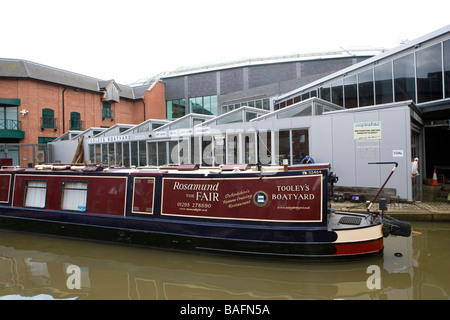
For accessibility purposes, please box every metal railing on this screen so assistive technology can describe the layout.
[40,117,58,131]
[0,119,22,131]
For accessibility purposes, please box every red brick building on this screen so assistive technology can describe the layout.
[0,58,165,166]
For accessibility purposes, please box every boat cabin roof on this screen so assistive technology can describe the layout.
[0,163,331,176]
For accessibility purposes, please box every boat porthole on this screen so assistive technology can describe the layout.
[394,252,403,257]
[253,191,269,207]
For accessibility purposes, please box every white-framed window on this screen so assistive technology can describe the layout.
[61,181,88,212]
[24,180,47,208]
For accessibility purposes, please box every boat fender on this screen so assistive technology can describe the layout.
[384,218,411,237]
[70,165,86,171]
[382,223,390,237]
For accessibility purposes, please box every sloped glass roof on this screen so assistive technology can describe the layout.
[122,119,170,134]
[200,106,270,126]
[252,97,343,122]
[92,124,134,137]
[154,113,215,131]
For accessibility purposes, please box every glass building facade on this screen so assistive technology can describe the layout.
[275,38,450,110]
[166,96,218,119]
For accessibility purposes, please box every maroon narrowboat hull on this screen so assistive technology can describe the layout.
[0,164,388,261]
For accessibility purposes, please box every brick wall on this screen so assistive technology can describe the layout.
[0,77,166,166]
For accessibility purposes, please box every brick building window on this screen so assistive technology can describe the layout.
[41,108,55,130]
[102,102,113,120]
[70,112,82,130]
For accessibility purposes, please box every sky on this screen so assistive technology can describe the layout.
[2,0,449,85]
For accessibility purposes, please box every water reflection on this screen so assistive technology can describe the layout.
[0,221,448,300]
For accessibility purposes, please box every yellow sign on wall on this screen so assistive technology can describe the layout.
[354,121,381,140]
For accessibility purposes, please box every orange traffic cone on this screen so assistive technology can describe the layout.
[431,168,440,186]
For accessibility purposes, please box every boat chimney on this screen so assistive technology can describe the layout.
[283,159,289,172]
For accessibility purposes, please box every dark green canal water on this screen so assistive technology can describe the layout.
[0,221,448,300]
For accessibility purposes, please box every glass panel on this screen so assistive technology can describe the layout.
[139,141,146,166]
[221,105,228,114]
[245,112,257,121]
[277,130,290,165]
[115,142,122,167]
[445,39,450,98]
[24,180,47,208]
[320,85,331,102]
[416,43,443,103]
[375,62,393,104]
[148,142,157,166]
[292,129,309,165]
[169,141,178,164]
[89,145,95,164]
[192,137,201,165]
[157,142,167,166]
[210,96,218,115]
[394,53,416,102]
[123,142,130,167]
[277,104,312,119]
[262,99,270,110]
[61,181,88,212]
[152,123,164,130]
[108,143,115,166]
[170,117,190,130]
[166,100,173,119]
[227,135,238,164]
[193,118,204,127]
[257,130,271,165]
[130,141,138,167]
[202,136,213,166]
[331,80,343,106]
[95,144,101,164]
[216,111,243,124]
[167,99,186,119]
[136,123,149,133]
[189,97,203,114]
[214,135,226,165]
[344,75,358,108]
[203,96,211,114]
[101,144,108,167]
[179,138,189,164]
[0,107,4,129]
[6,107,18,121]
[358,69,374,107]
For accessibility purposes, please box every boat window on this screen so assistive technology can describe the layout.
[61,181,88,212]
[24,180,47,208]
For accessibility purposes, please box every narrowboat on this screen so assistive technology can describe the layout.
[0,162,411,261]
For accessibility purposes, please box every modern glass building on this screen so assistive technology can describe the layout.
[273,25,450,177]
[160,50,379,119]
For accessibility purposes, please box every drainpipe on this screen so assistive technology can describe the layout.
[142,97,146,121]
[62,88,67,132]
